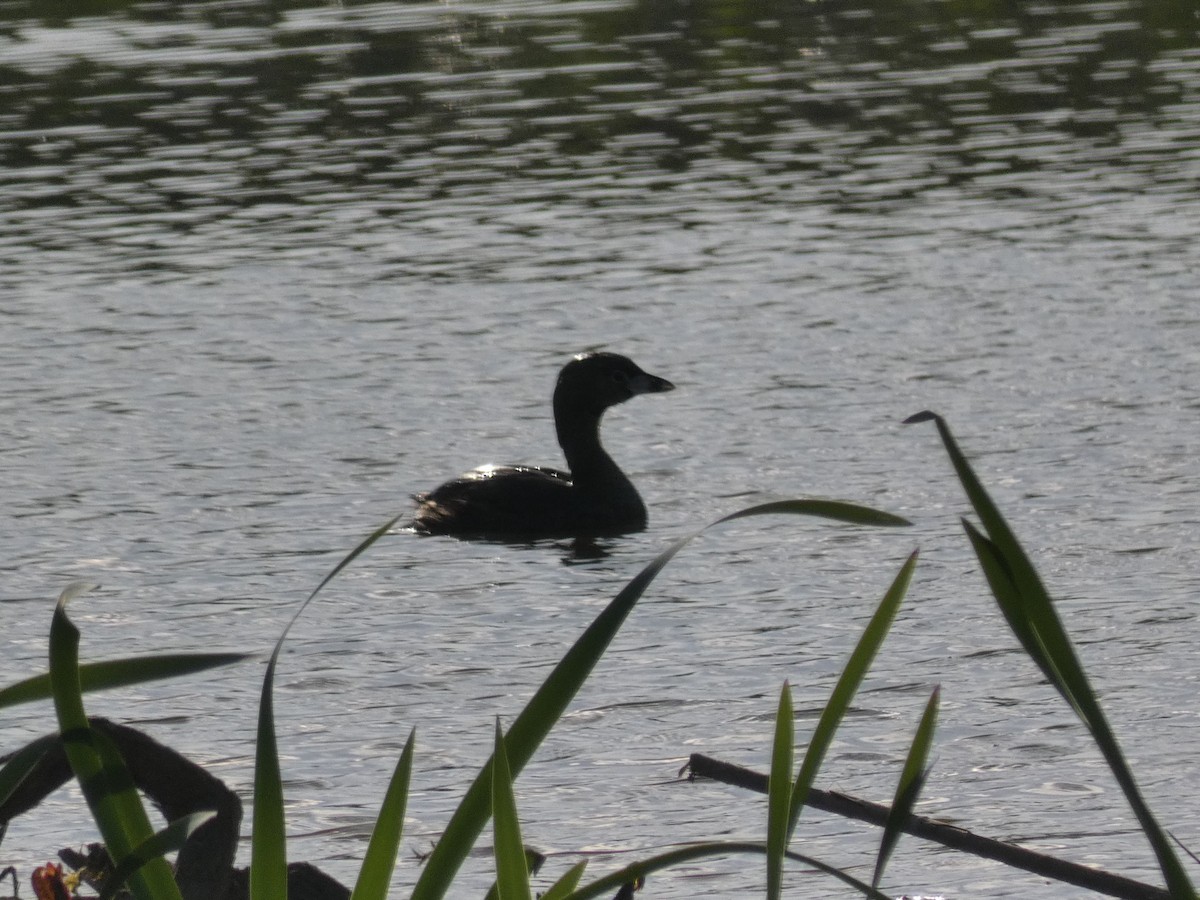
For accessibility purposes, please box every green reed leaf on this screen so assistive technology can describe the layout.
[716,498,910,529]
[251,513,405,900]
[350,728,415,900]
[562,841,892,900]
[873,686,939,889]
[788,552,917,839]
[48,584,183,900]
[491,721,532,900]
[484,850,546,900]
[766,680,794,900]
[411,498,908,900]
[538,861,588,900]
[962,522,1083,718]
[909,410,1195,899]
[0,653,252,711]
[0,732,62,814]
[99,811,217,900]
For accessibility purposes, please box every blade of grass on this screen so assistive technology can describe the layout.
[0,733,63,813]
[539,861,588,900]
[491,720,532,900]
[710,498,910,530]
[484,851,546,900]
[251,514,405,900]
[787,551,917,840]
[1171,834,1200,868]
[766,680,793,900]
[0,654,253,711]
[872,686,939,889]
[963,518,1191,895]
[909,412,1132,718]
[99,810,217,900]
[962,522,1082,717]
[907,412,1086,701]
[350,728,415,900]
[560,841,893,900]
[410,499,908,900]
[909,411,1195,899]
[48,584,183,900]
[249,666,285,900]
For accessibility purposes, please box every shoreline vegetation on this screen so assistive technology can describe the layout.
[1,413,1195,899]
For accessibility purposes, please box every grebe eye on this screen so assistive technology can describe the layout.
[611,370,629,384]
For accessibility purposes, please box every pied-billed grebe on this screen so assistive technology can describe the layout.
[413,352,674,537]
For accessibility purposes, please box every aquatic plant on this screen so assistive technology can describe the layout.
[1,499,909,899]
[0,416,1194,899]
[906,411,1195,899]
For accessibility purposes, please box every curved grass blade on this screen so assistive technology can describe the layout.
[99,810,217,900]
[251,514,405,900]
[713,498,910,529]
[1172,834,1200,867]
[963,523,1079,716]
[872,686,939,889]
[766,680,794,900]
[787,551,917,840]
[907,412,1083,698]
[410,499,908,900]
[350,728,415,900]
[0,653,252,711]
[559,841,893,900]
[249,670,285,900]
[491,720,532,900]
[909,411,1195,899]
[49,585,183,900]
[484,850,546,900]
[539,861,588,900]
[0,733,62,814]
[962,520,1193,896]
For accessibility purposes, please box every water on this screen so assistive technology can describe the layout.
[2,1,1199,897]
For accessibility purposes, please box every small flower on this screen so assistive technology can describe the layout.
[31,862,73,900]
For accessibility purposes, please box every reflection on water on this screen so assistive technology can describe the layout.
[2,2,1200,899]
[1,0,1197,282]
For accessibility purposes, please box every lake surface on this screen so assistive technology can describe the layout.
[2,1,1199,897]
